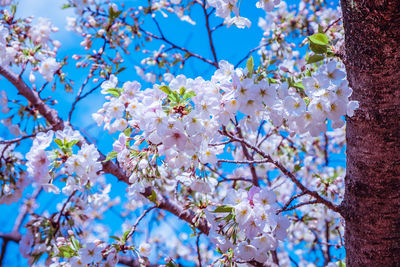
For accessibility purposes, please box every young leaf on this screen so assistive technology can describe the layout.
[123,127,132,136]
[115,67,126,75]
[183,91,196,100]
[105,88,121,97]
[57,245,75,258]
[309,33,329,46]
[54,139,63,147]
[70,236,80,251]
[104,151,118,162]
[159,85,172,95]
[121,229,130,244]
[66,139,79,148]
[61,3,71,9]
[179,86,186,96]
[212,205,233,213]
[293,82,305,90]
[310,42,328,54]
[307,54,325,64]
[247,56,254,76]
[294,164,302,172]
[147,190,158,203]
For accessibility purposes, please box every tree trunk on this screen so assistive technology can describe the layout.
[340,0,400,266]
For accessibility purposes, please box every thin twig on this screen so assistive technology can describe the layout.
[324,17,342,33]
[0,65,212,236]
[138,26,218,68]
[235,43,267,68]
[126,206,156,241]
[280,192,307,212]
[218,159,271,164]
[196,234,202,267]
[202,0,218,65]
[221,130,341,214]
[233,126,259,186]
[68,75,91,122]
[279,200,319,212]
[53,190,77,236]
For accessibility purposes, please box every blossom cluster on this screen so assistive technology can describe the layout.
[91,55,355,264]
[25,127,102,194]
[206,187,289,262]
[0,0,356,266]
[0,141,27,204]
[0,14,60,82]
[207,0,281,28]
[0,25,17,66]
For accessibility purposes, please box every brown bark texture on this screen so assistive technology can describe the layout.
[340,0,400,266]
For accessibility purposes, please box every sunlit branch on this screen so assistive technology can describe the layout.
[279,200,319,213]
[0,65,210,236]
[196,234,202,267]
[201,0,218,65]
[126,206,156,242]
[221,129,341,214]
[138,26,218,68]
[234,126,260,186]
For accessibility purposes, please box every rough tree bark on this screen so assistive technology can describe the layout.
[340,0,400,266]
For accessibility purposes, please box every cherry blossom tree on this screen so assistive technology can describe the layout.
[0,0,398,266]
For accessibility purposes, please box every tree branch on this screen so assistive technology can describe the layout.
[196,234,202,267]
[126,206,156,242]
[0,66,210,236]
[202,0,218,65]
[222,130,341,214]
[278,200,319,213]
[138,26,218,68]
[234,126,259,186]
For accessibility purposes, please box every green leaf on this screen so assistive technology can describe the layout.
[166,261,178,267]
[123,127,132,136]
[310,42,328,54]
[293,82,305,90]
[104,151,118,162]
[307,54,325,64]
[32,253,44,264]
[121,229,130,244]
[304,97,310,106]
[159,85,172,95]
[212,205,233,213]
[57,245,75,258]
[70,236,80,251]
[294,164,302,172]
[105,88,121,97]
[147,190,158,203]
[179,86,186,96]
[33,45,42,54]
[168,91,180,103]
[115,67,126,75]
[182,90,196,100]
[318,25,324,33]
[246,56,254,76]
[11,4,17,15]
[223,213,233,221]
[61,4,71,9]
[309,33,329,46]
[66,139,79,148]
[54,139,63,147]
[268,78,278,84]
[109,6,122,23]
